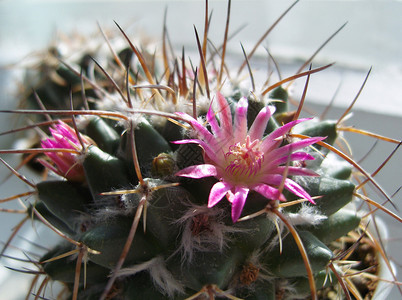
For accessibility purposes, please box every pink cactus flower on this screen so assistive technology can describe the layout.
[175,93,325,222]
[40,121,92,182]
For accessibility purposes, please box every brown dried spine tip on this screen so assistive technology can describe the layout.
[240,263,260,285]
[190,213,212,236]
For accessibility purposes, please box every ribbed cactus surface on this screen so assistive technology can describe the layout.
[33,93,358,300]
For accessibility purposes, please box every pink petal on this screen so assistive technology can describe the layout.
[171,139,202,145]
[55,122,79,143]
[172,139,221,165]
[233,97,248,142]
[248,106,274,141]
[252,183,285,201]
[207,97,235,145]
[43,152,75,177]
[284,178,315,204]
[208,181,233,208]
[206,102,221,137]
[261,118,311,152]
[264,136,326,162]
[48,131,68,145]
[230,186,249,223]
[260,174,283,185]
[216,92,233,135]
[176,112,216,146]
[270,166,319,177]
[270,152,316,166]
[175,164,218,179]
[40,148,58,164]
[41,139,56,148]
[198,142,223,164]
[260,175,314,204]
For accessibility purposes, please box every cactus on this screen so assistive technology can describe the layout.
[1,1,401,300]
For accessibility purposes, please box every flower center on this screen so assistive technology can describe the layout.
[224,135,264,179]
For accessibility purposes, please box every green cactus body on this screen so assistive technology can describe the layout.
[27,87,359,299]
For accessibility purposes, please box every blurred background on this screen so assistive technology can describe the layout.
[1,0,401,299]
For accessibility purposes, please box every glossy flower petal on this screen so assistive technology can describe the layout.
[229,187,249,223]
[176,164,218,179]
[248,106,274,141]
[251,183,285,202]
[175,92,324,222]
[209,181,233,207]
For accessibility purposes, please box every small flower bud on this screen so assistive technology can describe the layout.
[152,153,175,177]
[39,121,93,182]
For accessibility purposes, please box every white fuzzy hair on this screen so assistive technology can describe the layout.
[172,204,250,263]
[263,205,326,253]
[116,256,185,298]
[285,204,327,226]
